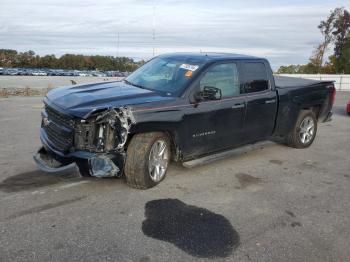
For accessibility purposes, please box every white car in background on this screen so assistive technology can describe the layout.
[32,71,47,76]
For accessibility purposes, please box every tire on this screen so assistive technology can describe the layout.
[285,110,318,149]
[124,132,171,189]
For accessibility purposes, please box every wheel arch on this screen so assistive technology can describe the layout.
[126,123,183,162]
[301,105,321,120]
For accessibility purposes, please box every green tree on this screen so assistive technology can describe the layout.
[332,9,350,72]
[335,36,350,73]
[0,49,142,72]
[0,49,18,67]
[314,8,343,71]
[277,65,301,74]
[277,7,350,74]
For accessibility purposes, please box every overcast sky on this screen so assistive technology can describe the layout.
[0,0,348,68]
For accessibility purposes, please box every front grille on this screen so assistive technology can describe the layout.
[45,105,74,128]
[43,106,74,152]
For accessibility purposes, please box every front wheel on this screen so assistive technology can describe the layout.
[285,110,317,148]
[124,132,171,189]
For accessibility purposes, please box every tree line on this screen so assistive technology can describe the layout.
[0,49,145,72]
[277,7,350,74]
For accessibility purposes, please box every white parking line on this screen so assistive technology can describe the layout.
[57,180,90,189]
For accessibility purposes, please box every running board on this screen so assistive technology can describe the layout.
[182,141,272,168]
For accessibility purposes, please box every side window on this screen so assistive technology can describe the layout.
[200,63,240,98]
[243,62,269,93]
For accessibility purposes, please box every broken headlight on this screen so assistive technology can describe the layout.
[74,108,134,153]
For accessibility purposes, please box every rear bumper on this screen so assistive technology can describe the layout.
[322,111,333,122]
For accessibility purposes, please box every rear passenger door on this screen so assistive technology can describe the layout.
[241,61,277,142]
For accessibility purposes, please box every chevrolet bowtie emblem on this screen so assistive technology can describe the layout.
[43,117,50,126]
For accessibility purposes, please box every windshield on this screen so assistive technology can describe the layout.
[125,57,204,96]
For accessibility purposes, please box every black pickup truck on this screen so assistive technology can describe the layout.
[34,53,335,189]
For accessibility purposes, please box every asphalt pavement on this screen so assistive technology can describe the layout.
[0,92,349,262]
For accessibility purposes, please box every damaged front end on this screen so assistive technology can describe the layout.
[75,108,135,153]
[74,107,135,177]
[35,106,135,178]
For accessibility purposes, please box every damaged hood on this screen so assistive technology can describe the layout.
[45,81,172,118]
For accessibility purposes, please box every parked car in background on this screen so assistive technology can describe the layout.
[78,72,91,77]
[0,67,129,77]
[92,72,107,77]
[347,101,350,115]
[4,68,19,75]
[32,70,47,76]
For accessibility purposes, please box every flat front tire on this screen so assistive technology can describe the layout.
[285,110,317,148]
[124,132,171,189]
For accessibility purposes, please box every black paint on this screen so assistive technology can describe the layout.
[142,199,239,258]
[40,53,333,172]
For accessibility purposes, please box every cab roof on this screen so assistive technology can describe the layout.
[158,52,264,63]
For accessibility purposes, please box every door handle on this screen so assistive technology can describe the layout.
[232,103,245,109]
[265,99,276,104]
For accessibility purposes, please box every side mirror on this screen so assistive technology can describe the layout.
[194,86,222,101]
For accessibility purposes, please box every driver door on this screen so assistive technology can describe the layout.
[181,62,246,159]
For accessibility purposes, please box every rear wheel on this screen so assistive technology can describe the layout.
[285,110,317,148]
[124,132,170,189]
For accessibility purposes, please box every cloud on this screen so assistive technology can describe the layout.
[0,0,348,68]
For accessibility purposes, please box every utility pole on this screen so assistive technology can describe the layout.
[152,4,156,57]
[117,32,120,57]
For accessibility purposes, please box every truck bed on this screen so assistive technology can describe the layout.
[274,76,333,88]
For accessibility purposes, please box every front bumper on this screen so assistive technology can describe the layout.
[33,146,125,178]
[33,147,81,176]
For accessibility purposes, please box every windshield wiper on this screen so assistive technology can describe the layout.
[124,80,148,90]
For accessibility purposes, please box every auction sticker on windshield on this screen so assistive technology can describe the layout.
[179,64,199,71]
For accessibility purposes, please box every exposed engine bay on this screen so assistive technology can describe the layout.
[74,107,135,153]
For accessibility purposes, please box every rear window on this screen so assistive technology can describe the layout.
[243,62,269,93]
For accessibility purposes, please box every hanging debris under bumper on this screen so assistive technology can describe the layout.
[33,146,125,178]
[33,147,81,177]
